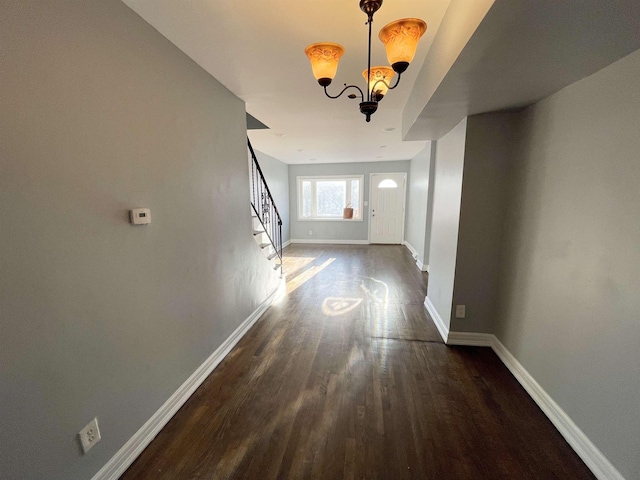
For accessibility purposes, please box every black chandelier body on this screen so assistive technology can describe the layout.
[305,0,426,122]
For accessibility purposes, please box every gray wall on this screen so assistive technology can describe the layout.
[423,142,437,266]
[253,149,290,244]
[404,145,431,266]
[494,49,640,479]
[425,119,467,330]
[288,161,410,242]
[0,2,280,479]
[450,112,514,333]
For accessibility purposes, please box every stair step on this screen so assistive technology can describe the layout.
[273,264,282,271]
[267,252,278,261]
[259,243,271,249]
[253,230,264,236]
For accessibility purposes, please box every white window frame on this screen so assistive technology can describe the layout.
[297,175,364,221]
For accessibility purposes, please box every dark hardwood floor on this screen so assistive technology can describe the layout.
[121,244,594,480]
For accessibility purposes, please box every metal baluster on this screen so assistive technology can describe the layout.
[248,137,283,275]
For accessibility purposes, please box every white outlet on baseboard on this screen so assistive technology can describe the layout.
[78,418,101,454]
[455,305,466,319]
[308,229,313,236]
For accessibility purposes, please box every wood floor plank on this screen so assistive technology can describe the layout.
[121,244,595,480]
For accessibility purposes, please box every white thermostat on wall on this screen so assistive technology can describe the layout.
[130,208,151,225]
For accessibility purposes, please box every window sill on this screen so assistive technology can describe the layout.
[297,217,364,222]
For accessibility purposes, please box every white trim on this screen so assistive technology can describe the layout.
[369,172,407,245]
[490,336,624,480]
[402,241,428,272]
[295,218,364,222]
[403,240,418,258]
[282,240,291,248]
[424,296,448,343]
[446,331,494,346]
[436,330,625,480]
[290,239,369,245]
[90,283,283,480]
[94,280,623,480]
[416,259,429,272]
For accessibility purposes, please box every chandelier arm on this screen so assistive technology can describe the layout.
[324,84,365,102]
[306,2,424,122]
[388,72,402,90]
[371,73,402,95]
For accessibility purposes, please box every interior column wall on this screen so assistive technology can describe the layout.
[405,145,431,267]
[423,141,438,268]
[450,112,514,333]
[425,118,467,330]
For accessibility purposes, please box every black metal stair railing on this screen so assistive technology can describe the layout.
[248,138,283,274]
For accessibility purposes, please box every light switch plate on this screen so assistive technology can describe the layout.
[455,305,466,319]
[130,208,151,225]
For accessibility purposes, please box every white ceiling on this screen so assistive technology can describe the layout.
[122,0,640,165]
[121,0,451,164]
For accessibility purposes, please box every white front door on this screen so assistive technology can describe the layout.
[369,173,406,244]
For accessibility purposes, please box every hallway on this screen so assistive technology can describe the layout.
[121,245,594,479]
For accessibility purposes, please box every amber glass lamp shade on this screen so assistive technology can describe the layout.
[378,18,427,73]
[305,42,345,86]
[362,66,395,99]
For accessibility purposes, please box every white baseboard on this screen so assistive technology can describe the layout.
[290,239,369,245]
[403,241,418,258]
[435,328,625,480]
[96,283,622,480]
[90,284,283,480]
[403,242,429,272]
[424,296,448,343]
[490,337,624,480]
[282,240,292,248]
[416,259,429,272]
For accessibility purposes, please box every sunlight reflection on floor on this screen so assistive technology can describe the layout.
[282,256,316,278]
[361,277,389,335]
[281,249,392,380]
[286,258,335,294]
[321,297,363,316]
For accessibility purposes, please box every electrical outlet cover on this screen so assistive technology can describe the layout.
[455,305,466,319]
[79,418,101,454]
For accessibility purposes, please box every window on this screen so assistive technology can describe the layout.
[297,175,364,220]
[378,179,398,188]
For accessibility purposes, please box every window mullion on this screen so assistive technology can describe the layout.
[311,180,317,217]
[298,178,303,218]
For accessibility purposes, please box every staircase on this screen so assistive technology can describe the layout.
[248,138,283,275]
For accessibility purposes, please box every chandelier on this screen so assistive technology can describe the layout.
[305,0,426,122]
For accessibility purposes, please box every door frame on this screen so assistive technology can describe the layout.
[368,172,408,244]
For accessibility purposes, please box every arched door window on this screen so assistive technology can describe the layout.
[378,179,398,188]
